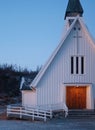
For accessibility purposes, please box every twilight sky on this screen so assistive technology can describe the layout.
[0,0,95,70]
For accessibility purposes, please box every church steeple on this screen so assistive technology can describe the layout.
[65,0,84,19]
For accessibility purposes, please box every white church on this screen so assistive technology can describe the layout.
[21,0,95,110]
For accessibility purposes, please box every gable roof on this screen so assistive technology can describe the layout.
[30,16,95,88]
[65,0,84,19]
[20,77,32,90]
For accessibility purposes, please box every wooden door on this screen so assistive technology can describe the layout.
[66,86,86,109]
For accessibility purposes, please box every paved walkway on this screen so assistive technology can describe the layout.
[0,118,95,130]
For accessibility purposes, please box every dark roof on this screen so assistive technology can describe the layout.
[20,77,32,90]
[65,0,84,19]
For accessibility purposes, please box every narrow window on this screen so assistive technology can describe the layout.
[78,27,81,31]
[74,27,76,30]
[76,57,79,74]
[71,57,74,74]
[81,57,84,74]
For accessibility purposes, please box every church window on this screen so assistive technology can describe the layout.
[71,56,84,74]
[81,56,84,74]
[76,57,79,74]
[74,27,76,30]
[78,27,81,30]
[71,57,74,74]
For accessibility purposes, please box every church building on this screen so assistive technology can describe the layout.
[21,0,95,110]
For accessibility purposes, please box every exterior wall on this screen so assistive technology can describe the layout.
[22,90,36,106]
[86,85,93,109]
[36,21,95,107]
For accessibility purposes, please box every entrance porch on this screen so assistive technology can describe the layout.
[63,83,94,110]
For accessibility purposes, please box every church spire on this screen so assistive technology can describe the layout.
[65,0,84,19]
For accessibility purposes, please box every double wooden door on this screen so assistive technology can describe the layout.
[66,86,86,109]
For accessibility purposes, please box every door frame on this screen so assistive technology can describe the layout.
[62,83,94,109]
[66,86,87,109]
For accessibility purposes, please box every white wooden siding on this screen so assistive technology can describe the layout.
[22,91,36,106]
[36,21,95,105]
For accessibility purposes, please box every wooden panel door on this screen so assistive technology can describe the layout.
[66,86,86,109]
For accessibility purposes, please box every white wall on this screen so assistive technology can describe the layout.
[22,90,36,106]
[86,85,94,109]
[36,20,95,107]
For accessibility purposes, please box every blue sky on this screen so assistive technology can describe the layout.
[0,0,95,70]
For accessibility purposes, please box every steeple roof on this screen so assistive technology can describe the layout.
[65,0,84,19]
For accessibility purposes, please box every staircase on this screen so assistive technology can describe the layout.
[68,110,95,119]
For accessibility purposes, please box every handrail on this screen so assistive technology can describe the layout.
[34,102,68,117]
[7,105,52,122]
[23,102,68,117]
[7,102,68,122]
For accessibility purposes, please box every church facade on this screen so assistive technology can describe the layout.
[21,0,95,110]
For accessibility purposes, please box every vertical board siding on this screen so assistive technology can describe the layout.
[22,91,36,106]
[36,21,95,105]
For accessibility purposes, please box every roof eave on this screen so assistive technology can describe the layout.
[30,17,79,88]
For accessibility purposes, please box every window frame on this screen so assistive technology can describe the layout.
[70,56,85,75]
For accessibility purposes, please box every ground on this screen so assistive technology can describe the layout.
[0,118,95,130]
[0,107,95,130]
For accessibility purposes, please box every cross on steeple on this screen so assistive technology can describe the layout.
[65,0,84,19]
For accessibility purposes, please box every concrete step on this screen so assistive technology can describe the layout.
[68,110,95,119]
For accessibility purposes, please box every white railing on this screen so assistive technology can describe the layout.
[38,102,68,117]
[26,102,68,117]
[7,102,68,122]
[7,105,52,122]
